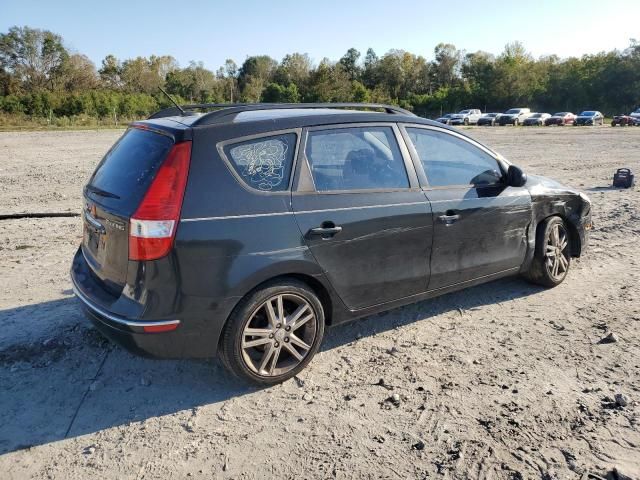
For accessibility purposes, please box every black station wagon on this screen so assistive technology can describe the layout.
[71,103,592,384]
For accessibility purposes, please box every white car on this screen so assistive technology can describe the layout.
[497,108,532,126]
[630,107,640,120]
[449,109,483,125]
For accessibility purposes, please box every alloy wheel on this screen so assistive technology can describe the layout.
[545,223,569,280]
[241,293,317,377]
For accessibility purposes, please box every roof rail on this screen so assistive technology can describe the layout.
[148,102,416,123]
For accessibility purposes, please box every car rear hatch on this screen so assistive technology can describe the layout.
[82,123,187,295]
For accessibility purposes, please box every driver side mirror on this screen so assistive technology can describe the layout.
[506,165,527,187]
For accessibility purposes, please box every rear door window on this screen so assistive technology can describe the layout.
[305,126,409,191]
[88,127,174,212]
[223,133,296,192]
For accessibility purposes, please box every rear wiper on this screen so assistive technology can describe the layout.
[85,184,120,199]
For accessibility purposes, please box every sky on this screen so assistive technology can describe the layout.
[2,0,639,70]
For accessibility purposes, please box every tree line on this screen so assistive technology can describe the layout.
[1,25,639,126]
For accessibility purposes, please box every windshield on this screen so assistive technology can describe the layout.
[580,111,596,116]
[505,109,521,114]
[530,113,542,118]
[441,114,453,118]
[458,110,470,114]
[633,108,640,113]
[554,112,568,116]
[483,113,497,117]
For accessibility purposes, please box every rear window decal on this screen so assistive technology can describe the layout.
[226,135,295,191]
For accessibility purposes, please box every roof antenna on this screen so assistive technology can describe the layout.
[158,87,186,116]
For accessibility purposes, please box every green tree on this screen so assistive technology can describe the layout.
[305,59,353,102]
[261,82,300,103]
[99,55,122,89]
[59,54,98,91]
[339,48,361,81]
[0,26,68,91]
[432,43,462,89]
[238,55,277,102]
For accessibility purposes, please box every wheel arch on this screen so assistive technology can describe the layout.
[222,271,336,337]
[534,212,581,257]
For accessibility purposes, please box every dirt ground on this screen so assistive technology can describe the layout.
[1,126,639,480]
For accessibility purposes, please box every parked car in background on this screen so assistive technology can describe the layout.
[523,113,551,126]
[545,112,576,126]
[450,109,483,126]
[477,113,500,126]
[435,113,454,125]
[574,111,604,126]
[498,108,532,126]
[630,107,640,121]
[611,114,638,127]
[70,102,592,384]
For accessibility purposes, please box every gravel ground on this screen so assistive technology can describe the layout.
[0,126,639,479]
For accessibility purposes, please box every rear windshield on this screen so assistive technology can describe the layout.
[87,127,174,211]
[580,111,596,116]
[505,109,521,114]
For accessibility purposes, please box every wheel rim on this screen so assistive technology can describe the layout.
[241,293,317,377]
[545,223,569,280]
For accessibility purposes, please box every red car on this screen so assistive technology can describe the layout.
[545,112,576,126]
[611,115,638,127]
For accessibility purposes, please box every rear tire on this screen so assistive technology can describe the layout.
[219,279,325,385]
[522,216,571,288]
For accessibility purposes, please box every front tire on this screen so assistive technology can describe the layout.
[522,216,571,288]
[219,279,325,385]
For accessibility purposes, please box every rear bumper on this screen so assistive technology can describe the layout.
[71,279,188,358]
[70,246,233,359]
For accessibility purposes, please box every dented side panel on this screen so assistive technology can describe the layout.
[424,185,532,290]
[524,175,592,265]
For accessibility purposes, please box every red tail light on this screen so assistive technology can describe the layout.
[129,141,192,261]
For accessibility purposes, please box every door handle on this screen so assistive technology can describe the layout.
[438,211,460,225]
[309,222,342,237]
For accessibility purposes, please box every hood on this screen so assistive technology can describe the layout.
[525,174,580,197]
